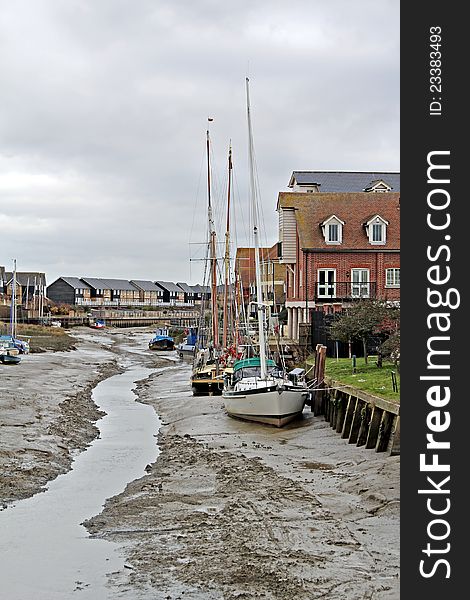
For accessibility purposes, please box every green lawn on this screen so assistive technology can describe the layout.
[308,355,400,403]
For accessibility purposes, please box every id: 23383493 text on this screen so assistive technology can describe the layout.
[429,26,443,116]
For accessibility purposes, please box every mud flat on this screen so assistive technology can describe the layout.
[0,327,161,505]
[86,363,400,600]
[0,328,399,599]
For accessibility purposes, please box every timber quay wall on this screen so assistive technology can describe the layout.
[308,376,400,456]
[4,310,200,329]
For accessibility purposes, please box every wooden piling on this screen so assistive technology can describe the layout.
[376,411,394,452]
[348,399,364,444]
[356,404,371,447]
[341,394,356,439]
[365,406,383,449]
[335,392,347,433]
[387,415,401,456]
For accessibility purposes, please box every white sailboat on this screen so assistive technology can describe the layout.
[222,79,308,427]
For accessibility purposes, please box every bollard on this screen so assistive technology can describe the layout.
[352,355,357,374]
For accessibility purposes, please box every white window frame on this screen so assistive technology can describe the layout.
[321,215,345,245]
[351,269,370,298]
[385,268,400,288]
[365,215,388,245]
[317,269,336,298]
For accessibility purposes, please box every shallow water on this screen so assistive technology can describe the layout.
[0,366,161,600]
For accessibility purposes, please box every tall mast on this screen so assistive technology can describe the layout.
[222,143,233,348]
[245,77,267,378]
[11,259,17,338]
[206,124,219,348]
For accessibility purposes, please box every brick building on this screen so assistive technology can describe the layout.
[235,244,286,315]
[278,171,400,341]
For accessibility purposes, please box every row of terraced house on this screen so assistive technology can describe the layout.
[46,277,210,308]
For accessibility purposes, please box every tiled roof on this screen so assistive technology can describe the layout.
[130,280,162,292]
[5,272,47,286]
[176,282,194,293]
[279,192,400,250]
[155,281,182,293]
[288,171,400,193]
[60,277,91,289]
[81,278,138,291]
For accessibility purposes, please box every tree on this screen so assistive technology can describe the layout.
[329,301,400,364]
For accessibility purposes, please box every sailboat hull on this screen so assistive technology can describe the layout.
[223,386,307,427]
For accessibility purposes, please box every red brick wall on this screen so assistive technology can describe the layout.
[289,250,400,302]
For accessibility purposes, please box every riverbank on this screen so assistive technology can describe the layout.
[0,327,162,505]
[1,330,399,599]
[86,362,400,599]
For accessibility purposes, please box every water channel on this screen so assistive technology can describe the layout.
[0,364,162,600]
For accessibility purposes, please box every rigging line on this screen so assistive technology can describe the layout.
[189,142,206,249]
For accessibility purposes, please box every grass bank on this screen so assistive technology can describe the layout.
[308,355,400,403]
[13,324,77,353]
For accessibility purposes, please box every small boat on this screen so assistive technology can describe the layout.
[1,260,23,364]
[0,352,21,365]
[0,340,21,365]
[90,319,106,329]
[149,328,174,351]
[0,335,30,354]
[177,328,197,358]
[191,348,224,395]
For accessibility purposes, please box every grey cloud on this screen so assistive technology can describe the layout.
[0,0,399,286]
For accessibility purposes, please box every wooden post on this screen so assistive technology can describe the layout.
[341,395,356,439]
[365,406,383,449]
[348,399,364,444]
[376,411,394,452]
[356,404,371,447]
[335,391,347,433]
[312,344,326,415]
[387,415,401,456]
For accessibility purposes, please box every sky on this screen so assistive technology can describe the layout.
[0,0,399,287]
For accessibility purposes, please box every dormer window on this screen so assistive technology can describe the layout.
[363,179,393,193]
[365,215,389,245]
[321,215,345,245]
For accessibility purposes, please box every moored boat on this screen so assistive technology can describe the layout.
[223,357,307,427]
[0,351,21,365]
[1,260,23,365]
[0,340,21,365]
[149,328,175,351]
[222,79,308,426]
[190,122,228,394]
[90,319,106,329]
[177,327,197,358]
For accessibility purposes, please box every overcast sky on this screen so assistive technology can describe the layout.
[0,0,399,286]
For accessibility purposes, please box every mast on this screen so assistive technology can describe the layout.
[11,259,17,339]
[206,123,219,349]
[245,77,267,379]
[222,143,233,348]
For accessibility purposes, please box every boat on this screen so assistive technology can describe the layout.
[190,122,226,395]
[1,261,22,365]
[0,347,21,365]
[222,79,308,426]
[0,335,30,354]
[223,357,308,426]
[149,328,175,351]
[177,327,197,358]
[0,348,21,365]
[90,319,106,329]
